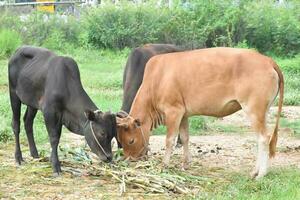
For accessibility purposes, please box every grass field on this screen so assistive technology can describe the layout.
[0,48,300,199]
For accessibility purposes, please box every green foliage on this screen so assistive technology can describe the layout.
[243,0,300,56]
[0,29,22,58]
[275,54,300,105]
[83,3,163,49]
[1,1,300,56]
[0,11,81,53]
[81,0,300,55]
[83,0,242,49]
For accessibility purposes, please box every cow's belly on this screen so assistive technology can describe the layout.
[16,81,43,109]
[183,84,242,117]
[190,99,242,117]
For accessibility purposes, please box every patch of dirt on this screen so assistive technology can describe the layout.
[149,134,300,171]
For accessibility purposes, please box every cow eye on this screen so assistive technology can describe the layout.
[129,138,135,145]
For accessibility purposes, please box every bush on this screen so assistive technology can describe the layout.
[0,29,22,58]
[83,1,241,49]
[83,3,163,49]
[1,1,299,56]
[243,1,300,56]
[21,12,81,49]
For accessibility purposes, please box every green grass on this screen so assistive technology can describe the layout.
[280,118,300,137]
[0,49,300,143]
[204,168,300,200]
[274,54,300,106]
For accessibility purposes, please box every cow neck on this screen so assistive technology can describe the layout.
[65,90,98,134]
[129,88,152,138]
[79,92,98,128]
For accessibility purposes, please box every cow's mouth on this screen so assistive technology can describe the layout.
[124,147,150,161]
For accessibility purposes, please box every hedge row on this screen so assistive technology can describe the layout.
[0,0,299,57]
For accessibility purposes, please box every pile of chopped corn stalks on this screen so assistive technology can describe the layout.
[58,145,209,195]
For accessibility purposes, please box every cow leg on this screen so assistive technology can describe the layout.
[175,135,182,148]
[23,106,39,158]
[179,117,191,169]
[243,102,270,179]
[43,108,62,176]
[163,108,184,167]
[9,90,23,165]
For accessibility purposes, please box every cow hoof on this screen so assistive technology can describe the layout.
[250,169,259,179]
[52,172,61,177]
[31,151,39,159]
[162,161,170,169]
[182,162,190,170]
[255,174,265,180]
[15,155,24,166]
[15,160,23,167]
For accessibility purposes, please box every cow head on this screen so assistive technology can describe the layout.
[84,110,116,162]
[116,113,150,160]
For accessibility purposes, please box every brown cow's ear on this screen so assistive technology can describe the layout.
[134,119,141,127]
[85,110,95,121]
[116,111,129,118]
[116,117,129,129]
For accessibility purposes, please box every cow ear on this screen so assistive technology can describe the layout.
[116,117,128,129]
[134,119,141,127]
[85,110,95,121]
[116,111,129,118]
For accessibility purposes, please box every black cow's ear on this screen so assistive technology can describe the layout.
[85,110,95,121]
[94,110,103,115]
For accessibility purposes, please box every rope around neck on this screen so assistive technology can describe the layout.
[89,121,110,158]
[136,126,150,157]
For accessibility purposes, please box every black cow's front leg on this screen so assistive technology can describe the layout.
[43,109,62,176]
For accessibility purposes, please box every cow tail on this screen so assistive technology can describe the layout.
[269,63,284,158]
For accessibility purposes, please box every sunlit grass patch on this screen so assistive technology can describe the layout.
[209,168,300,200]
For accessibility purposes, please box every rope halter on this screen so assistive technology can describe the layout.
[89,121,110,159]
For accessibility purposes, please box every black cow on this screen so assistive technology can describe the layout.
[8,46,116,175]
[119,44,184,147]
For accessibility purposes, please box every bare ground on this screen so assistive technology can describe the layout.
[0,107,300,199]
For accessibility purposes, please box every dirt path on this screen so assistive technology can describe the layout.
[148,106,300,171]
[149,134,300,171]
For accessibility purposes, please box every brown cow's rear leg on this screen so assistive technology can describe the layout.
[23,106,39,158]
[179,117,191,169]
[9,90,23,165]
[243,102,270,179]
[163,108,184,167]
[43,109,62,176]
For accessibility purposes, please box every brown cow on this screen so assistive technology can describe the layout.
[116,47,284,179]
